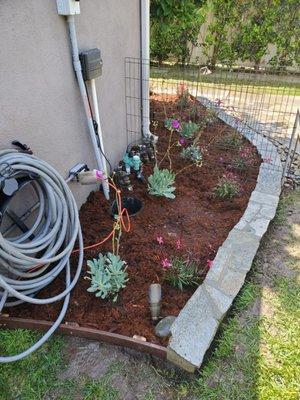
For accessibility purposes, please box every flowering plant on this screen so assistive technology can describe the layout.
[232,146,257,170]
[213,172,241,199]
[164,257,199,290]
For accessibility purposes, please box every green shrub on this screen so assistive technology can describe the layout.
[86,253,128,302]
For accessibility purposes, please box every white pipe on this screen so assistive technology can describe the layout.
[67,15,110,200]
[90,79,110,199]
[141,0,151,139]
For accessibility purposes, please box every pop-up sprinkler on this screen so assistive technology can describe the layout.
[148,283,162,321]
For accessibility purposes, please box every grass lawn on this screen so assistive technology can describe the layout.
[0,190,299,399]
[150,69,300,97]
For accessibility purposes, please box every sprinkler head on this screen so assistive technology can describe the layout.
[148,283,162,321]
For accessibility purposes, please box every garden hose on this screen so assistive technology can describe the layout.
[0,149,83,363]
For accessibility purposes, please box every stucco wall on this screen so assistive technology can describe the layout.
[0,0,140,207]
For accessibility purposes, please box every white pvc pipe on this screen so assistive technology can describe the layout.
[90,79,110,199]
[67,15,109,200]
[141,0,151,138]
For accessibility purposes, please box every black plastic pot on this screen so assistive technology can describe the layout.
[111,196,142,218]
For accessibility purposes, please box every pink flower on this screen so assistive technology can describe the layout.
[207,259,214,269]
[264,156,272,164]
[161,258,172,269]
[214,98,223,107]
[219,156,224,162]
[156,236,164,245]
[95,170,105,181]
[178,137,186,146]
[175,238,182,250]
[172,119,181,130]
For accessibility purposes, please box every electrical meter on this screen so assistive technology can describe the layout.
[56,0,80,15]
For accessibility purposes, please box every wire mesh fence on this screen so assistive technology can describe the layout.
[125,57,300,179]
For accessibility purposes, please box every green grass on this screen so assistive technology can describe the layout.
[0,330,64,400]
[0,192,299,399]
[150,69,300,96]
[0,330,122,400]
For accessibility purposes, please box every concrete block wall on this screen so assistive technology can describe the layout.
[0,0,140,207]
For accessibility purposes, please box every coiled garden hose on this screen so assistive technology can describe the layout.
[0,149,83,362]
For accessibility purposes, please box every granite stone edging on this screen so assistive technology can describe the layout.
[167,97,282,372]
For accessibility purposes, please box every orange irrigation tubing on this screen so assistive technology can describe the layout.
[25,177,131,272]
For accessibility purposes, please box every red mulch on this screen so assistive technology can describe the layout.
[10,94,261,345]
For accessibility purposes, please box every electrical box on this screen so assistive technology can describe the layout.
[56,0,80,15]
[79,49,103,81]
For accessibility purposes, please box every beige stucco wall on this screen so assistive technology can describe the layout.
[0,0,140,207]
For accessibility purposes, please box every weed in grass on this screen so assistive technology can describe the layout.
[83,379,120,400]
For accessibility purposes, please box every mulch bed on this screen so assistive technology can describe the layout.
[10,94,261,345]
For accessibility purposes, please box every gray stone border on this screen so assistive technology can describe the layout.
[166,97,283,372]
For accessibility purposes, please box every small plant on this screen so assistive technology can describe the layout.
[181,144,202,165]
[204,109,218,125]
[232,146,257,170]
[177,89,191,109]
[148,165,176,199]
[164,118,180,132]
[213,173,240,199]
[190,104,201,122]
[181,121,199,139]
[165,257,199,290]
[86,252,128,301]
[216,131,242,150]
[232,155,247,171]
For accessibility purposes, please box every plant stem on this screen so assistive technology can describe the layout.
[175,162,201,177]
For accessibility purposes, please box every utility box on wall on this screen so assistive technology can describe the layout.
[56,0,80,15]
[79,49,103,81]
[0,0,140,207]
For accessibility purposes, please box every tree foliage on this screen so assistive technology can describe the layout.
[150,0,205,64]
[150,0,300,69]
[204,0,299,69]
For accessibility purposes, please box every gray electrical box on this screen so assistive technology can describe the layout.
[79,49,103,81]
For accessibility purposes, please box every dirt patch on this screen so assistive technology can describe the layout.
[10,94,261,344]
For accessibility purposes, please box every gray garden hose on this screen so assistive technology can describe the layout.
[0,149,84,362]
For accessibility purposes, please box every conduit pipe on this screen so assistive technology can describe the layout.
[67,15,109,200]
[140,0,151,139]
[89,79,110,198]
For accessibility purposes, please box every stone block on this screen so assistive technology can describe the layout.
[168,286,218,368]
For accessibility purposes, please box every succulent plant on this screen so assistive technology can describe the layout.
[148,166,176,199]
[181,145,202,165]
[87,252,128,302]
[181,121,199,139]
